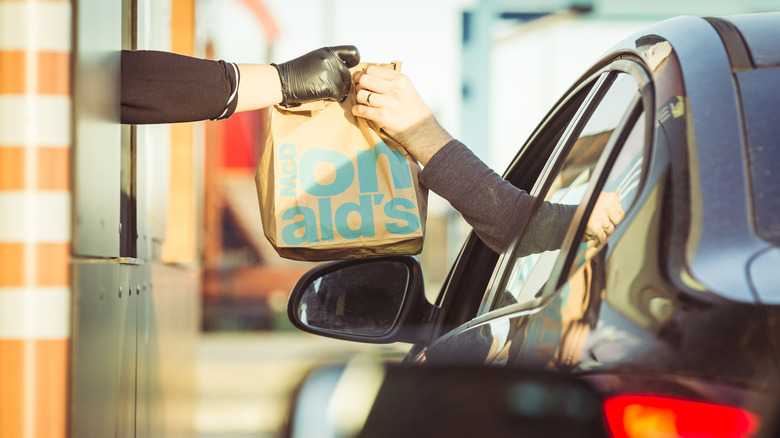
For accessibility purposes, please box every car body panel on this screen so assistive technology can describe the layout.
[415,13,780,396]
[737,66,780,249]
[750,248,780,304]
[646,16,768,301]
[726,12,780,67]
[421,172,777,387]
[285,13,780,436]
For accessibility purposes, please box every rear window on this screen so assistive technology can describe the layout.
[737,66,780,246]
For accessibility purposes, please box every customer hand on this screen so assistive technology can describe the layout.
[584,190,624,243]
[274,45,360,107]
[352,66,452,165]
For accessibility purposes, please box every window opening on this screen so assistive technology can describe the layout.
[489,72,641,312]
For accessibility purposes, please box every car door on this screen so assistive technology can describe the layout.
[416,55,656,368]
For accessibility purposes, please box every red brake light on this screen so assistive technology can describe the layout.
[603,395,760,438]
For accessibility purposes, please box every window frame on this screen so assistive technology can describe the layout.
[559,98,647,282]
[470,57,654,326]
[428,64,602,337]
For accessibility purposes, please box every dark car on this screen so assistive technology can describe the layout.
[285,12,780,437]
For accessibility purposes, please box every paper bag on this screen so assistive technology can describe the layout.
[255,61,427,261]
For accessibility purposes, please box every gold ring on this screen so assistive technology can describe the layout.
[366,92,375,107]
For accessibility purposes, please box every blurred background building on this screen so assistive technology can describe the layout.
[1,1,778,438]
[195,0,780,332]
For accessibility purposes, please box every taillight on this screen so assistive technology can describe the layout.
[603,395,760,438]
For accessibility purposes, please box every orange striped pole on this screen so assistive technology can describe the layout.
[0,1,71,437]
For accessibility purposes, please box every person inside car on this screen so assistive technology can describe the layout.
[121,45,360,124]
[352,66,624,254]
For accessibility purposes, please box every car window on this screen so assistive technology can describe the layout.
[566,109,646,277]
[487,72,642,313]
[430,76,600,328]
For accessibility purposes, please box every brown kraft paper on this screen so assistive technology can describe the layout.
[255,61,427,261]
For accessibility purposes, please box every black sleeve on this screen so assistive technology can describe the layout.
[120,50,239,124]
[418,140,577,254]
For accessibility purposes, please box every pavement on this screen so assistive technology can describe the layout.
[196,331,408,437]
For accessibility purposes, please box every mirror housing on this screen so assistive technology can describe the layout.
[287,256,436,344]
[284,361,607,438]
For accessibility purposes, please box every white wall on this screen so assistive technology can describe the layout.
[490,16,654,169]
[196,0,780,172]
[197,0,467,141]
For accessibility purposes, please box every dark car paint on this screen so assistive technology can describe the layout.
[285,13,780,430]
[661,15,778,301]
[726,12,780,67]
[738,67,780,248]
[411,14,780,405]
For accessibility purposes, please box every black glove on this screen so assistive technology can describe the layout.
[273,45,360,107]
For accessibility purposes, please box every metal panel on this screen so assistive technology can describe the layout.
[71,261,153,438]
[70,261,122,438]
[73,0,122,257]
[117,263,141,438]
[135,262,160,438]
[136,0,173,261]
[136,125,171,261]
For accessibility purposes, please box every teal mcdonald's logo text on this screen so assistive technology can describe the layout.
[277,141,421,246]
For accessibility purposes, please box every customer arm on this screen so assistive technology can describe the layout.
[352,66,578,253]
[420,140,575,254]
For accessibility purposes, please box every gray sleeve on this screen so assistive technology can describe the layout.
[418,140,534,253]
[419,140,577,254]
[518,200,577,257]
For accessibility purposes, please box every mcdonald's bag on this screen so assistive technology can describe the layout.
[255,61,427,261]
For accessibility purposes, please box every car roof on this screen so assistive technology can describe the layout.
[726,12,780,67]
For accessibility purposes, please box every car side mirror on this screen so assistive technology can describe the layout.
[287,256,436,344]
[283,361,608,438]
